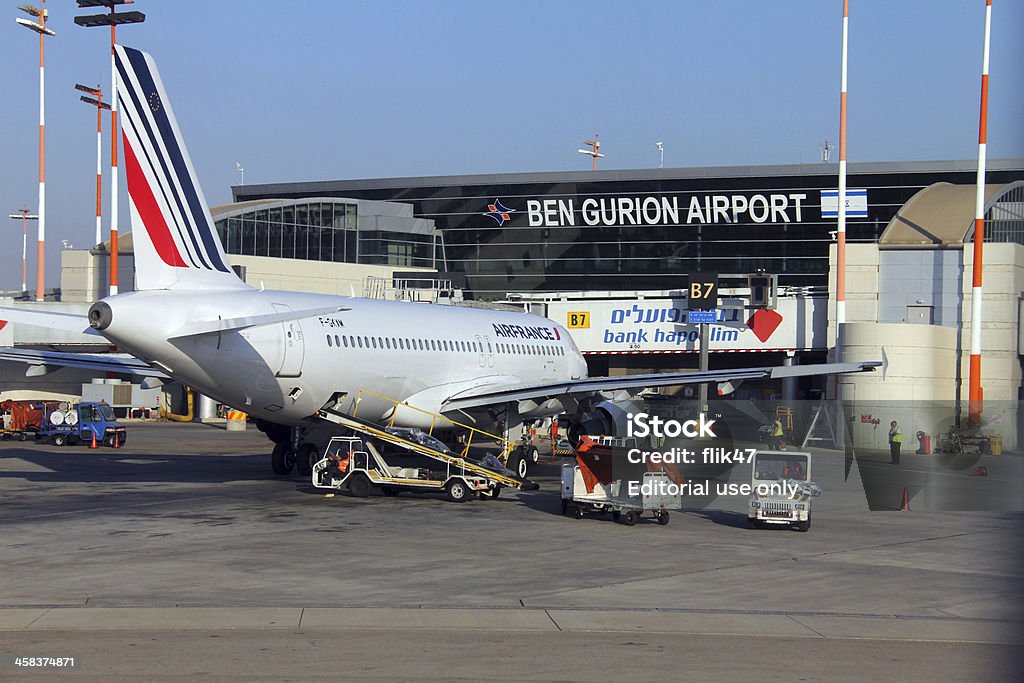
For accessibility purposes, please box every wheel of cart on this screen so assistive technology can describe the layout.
[445,478,472,502]
[622,510,638,526]
[348,473,372,498]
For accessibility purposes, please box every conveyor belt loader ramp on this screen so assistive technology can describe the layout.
[314,406,537,500]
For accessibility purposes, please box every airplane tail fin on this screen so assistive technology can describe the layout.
[115,45,247,291]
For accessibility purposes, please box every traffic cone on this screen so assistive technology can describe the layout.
[899,487,911,512]
[112,432,120,449]
[89,430,98,449]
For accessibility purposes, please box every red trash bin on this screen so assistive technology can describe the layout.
[916,431,931,455]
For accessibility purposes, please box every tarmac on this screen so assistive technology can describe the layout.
[1,422,1021,681]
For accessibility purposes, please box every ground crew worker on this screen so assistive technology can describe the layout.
[783,460,804,480]
[768,418,785,450]
[889,420,903,464]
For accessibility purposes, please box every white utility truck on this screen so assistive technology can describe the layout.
[746,450,820,531]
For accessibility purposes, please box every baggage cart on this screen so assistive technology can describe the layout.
[560,463,680,526]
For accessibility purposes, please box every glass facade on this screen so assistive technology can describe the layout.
[214,199,434,268]
[234,163,1024,298]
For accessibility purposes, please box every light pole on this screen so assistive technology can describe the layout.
[75,0,146,296]
[577,134,604,171]
[656,141,664,168]
[76,84,110,248]
[16,2,55,302]
[236,162,245,186]
[8,209,39,297]
[968,0,993,425]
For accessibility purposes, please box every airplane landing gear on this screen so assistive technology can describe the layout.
[271,442,296,475]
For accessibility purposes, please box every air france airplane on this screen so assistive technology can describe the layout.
[0,46,878,476]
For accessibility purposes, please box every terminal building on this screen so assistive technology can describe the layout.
[232,159,1023,298]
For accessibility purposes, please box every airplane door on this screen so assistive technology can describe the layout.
[273,303,304,377]
[475,335,485,368]
[484,335,495,368]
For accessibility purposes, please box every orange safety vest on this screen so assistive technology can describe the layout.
[336,452,351,473]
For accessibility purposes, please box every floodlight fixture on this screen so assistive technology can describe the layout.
[15,16,54,35]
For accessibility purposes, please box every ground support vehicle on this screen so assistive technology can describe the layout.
[312,408,537,502]
[746,450,820,531]
[560,464,680,526]
[523,416,573,468]
[37,401,126,448]
[1,399,48,440]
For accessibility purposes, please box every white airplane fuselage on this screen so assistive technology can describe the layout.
[93,288,587,427]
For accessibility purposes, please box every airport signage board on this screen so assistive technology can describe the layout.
[547,296,825,354]
[518,192,811,227]
[820,189,868,218]
[686,273,718,311]
[686,310,718,324]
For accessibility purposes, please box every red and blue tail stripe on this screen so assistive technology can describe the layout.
[115,45,244,290]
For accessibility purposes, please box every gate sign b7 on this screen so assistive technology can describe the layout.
[687,273,718,311]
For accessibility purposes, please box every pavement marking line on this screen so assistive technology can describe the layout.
[300,607,559,632]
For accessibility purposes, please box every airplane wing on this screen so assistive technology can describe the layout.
[0,348,168,378]
[441,361,881,412]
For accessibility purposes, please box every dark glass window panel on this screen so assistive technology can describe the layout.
[320,226,333,261]
[240,217,255,256]
[254,223,269,257]
[307,227,322,261]
[280,225,295,259]
[268,222,282,258]
[227,217,241,253]
[294,226,308,260]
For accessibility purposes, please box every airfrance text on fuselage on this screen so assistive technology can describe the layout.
[491,323,559,341]
[527,194,808,227]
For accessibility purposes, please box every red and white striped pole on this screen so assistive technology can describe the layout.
[968,0,993,425]
[109,18,119,296]
[94,89,103,247]
[836,0,849,327]
[36,3,49,302]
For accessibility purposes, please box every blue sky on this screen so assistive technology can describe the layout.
[1,0,1021,291]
